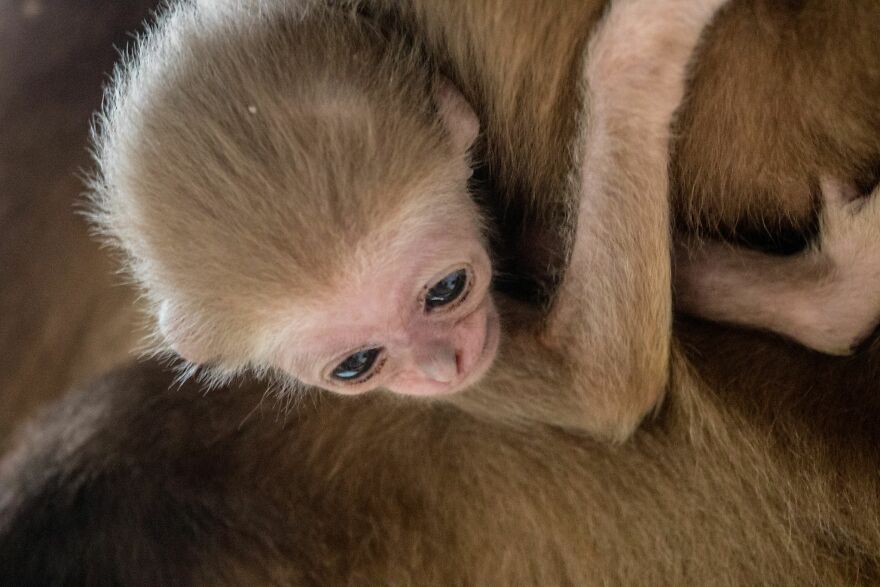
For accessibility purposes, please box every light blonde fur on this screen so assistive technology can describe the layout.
[89,1,479,372]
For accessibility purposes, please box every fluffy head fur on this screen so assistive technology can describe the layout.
[89,1,480,370]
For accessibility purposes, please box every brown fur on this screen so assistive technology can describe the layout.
[2,323,880,584]
[673,0,880,237]
[371,0,880,278]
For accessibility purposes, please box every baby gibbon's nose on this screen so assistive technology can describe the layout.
[415,342,458,383]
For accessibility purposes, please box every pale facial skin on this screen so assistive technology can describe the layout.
[275,224,500,397]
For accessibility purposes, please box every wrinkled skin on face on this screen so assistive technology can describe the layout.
[275,216,500,397]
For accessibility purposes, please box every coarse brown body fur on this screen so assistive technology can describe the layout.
[2,319,880,584]
[2,0,880,584]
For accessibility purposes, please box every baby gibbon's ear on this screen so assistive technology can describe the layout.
[434,77,479,153]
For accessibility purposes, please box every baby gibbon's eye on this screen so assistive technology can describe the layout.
[332,348,383,382]
[425,269,468,310]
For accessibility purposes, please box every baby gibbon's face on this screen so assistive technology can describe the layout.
[278,225,499,397]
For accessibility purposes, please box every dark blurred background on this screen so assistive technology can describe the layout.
[0,0,159,447]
